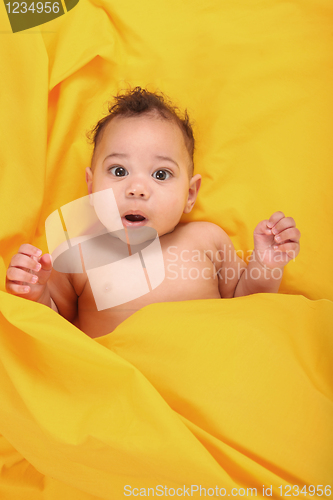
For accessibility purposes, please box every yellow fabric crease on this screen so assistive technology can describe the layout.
[0,0,332,498]
[0,292,332,498]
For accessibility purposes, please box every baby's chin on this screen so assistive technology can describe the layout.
[108,225,158,245]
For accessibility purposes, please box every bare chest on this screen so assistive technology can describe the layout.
[71,236,221,337]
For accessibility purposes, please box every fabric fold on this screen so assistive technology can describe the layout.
[1,0,333,498]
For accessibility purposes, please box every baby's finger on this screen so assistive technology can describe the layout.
[10,253,42,273]
[6,282,31,295]
[254,219,274,235]
[271,216,296,235]
[34,254,53,286]
[18,244,42,258]
[6,266,39,285]
[266,211,285,229]
[38,253,53,272]
[273,227,301,244]
[273,241,300,258]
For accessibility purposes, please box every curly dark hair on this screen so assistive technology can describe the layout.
[86,86,195,176]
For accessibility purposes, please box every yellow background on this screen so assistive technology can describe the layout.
[0,0,332,498]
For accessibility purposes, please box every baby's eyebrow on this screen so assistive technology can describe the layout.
[155,155,179,170]
[103,152,128,163]
[103,152,179,170]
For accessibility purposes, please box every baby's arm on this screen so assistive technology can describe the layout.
[211,229,282,298]
[232,251,283,297]
[207,225,247,298]
[6,244,78,322]
[209,212,300,298]
[233,211,300,297]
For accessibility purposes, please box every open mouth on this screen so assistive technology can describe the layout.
[122,212,148,227]
[125,214,146,222]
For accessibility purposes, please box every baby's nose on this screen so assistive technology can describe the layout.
[125,181,150,199]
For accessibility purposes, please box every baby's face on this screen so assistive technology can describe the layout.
[86,113,201,237]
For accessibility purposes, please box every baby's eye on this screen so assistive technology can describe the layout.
[152,169,172,181]
[109,166,129,177]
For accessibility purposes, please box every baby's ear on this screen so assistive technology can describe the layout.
[184,174,201,213]
[86,167,94,205]
[86,167,93,193]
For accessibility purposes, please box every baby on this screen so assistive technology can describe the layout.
[6,87,301,338]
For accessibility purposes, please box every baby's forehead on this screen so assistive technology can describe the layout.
[99,113,188,156]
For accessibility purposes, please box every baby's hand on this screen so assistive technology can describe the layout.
[253,211,301,269]
[6,244,53,302]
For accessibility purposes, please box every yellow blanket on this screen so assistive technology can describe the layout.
[0,0,332,498]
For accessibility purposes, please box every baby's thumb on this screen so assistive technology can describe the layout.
[39,253,53,272]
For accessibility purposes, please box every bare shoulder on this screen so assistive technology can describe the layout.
[173,221,230,248]
[173,221,247,298]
